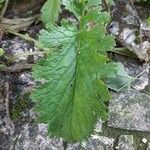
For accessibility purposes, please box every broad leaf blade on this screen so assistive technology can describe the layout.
[31,6,115,141]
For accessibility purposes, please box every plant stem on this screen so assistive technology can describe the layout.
[109,48,137,58]
[102,0,110,13]
[0,0,9,20]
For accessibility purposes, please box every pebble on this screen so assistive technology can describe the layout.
[142,138,148,144]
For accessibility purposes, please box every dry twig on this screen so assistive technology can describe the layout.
[4,82,15,134]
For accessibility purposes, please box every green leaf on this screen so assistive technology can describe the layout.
[41,0,61,25]
[106,62,133,92]
[85,0,101,8]
[31,2,115,142]
[62,0,83,19]
[0,48,4,56]
[62,0,101,20]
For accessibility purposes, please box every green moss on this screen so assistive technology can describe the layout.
[10,95,30,121]
[99,123,150,150]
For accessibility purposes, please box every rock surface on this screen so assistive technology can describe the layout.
[108,90,150,132]
[109,0,150,61]
[117,135,134,150]
[13,123,64,150]
[147,143,150,150]
[67,135,114,150]
[7,122,114,150]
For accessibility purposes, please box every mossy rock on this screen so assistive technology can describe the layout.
[10,94,31,122]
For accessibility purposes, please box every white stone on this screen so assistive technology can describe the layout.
[142,138,147,144]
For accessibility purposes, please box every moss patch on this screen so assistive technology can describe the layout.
[10,95,30,122]
[99,123,150,150]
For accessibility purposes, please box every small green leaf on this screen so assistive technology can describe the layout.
[85,0,100,8]
[0,48,4,56]
[106,62,133,92]
[62,0,101,20]
[41,0,61,25]
[62,0,83,19]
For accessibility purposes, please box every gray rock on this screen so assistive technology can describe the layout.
[108,90,150,132]
[1,37,43,63]
[1,37,31,63]
[147,143,150,150]
[66,142,81,150]
[10,121,111,150]
[112,55,149,91]
[19,72,33,85]
[67,135,114,150]
[94,119,103,133]
[109,0,150,61]
[18,72,34,95]
[14,123,64,150]
[117,135,134,150]
[130,63,149,90]
[85,135,114,150]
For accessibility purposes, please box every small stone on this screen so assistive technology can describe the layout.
[121,28,135,44]
[109,21,119,36]
[142,138,147,144]
[19,72,33,85]
[117,135,134,150]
